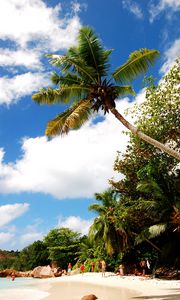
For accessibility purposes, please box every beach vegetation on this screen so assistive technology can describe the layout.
[77,235,95,261]
[0,250,19,270]
[0,58,179,277]
[12,241,50,271]
[88,189,128,256]
[44,228,82,269]
[109,58,180,269]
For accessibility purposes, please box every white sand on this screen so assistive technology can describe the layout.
[36,272,180,300]
[1,273,180,300]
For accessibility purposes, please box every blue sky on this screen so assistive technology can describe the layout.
[0,0,179,250]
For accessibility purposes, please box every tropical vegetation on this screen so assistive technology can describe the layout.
[32,26,180,160]
[0,35,179,278]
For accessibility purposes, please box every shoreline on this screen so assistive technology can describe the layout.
[0,273,179,300]
[33,272,180,300]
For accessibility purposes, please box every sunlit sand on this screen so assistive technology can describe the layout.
[7,272,178,300]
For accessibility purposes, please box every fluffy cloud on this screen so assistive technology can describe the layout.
[58,216,93,235]
[0,0,82,105]
[0,72,50,105]
[0,0,81,50]
[0,203,29,228]
[19,227,44,245]
[160,39,180,74]
[0,98,138,199]
[122,0,143,19]
[0,220,44,250]
[0,49,42,70]
[149,0,180,22]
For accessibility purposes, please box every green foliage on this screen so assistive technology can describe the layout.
[0,258,16,270]
[113,49,159,84]
[77,235,95,261]
[133,57,180,146]
[44,228,81,269]
[110,59,180,267]
[89,189,128,255]
[12,241,50,271]
[45,99,92,136]
[33,26,159,137]
[0,250,19,270]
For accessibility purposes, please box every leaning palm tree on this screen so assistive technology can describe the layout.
[32,26,180,160]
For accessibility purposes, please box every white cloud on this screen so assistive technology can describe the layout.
[0,203,29,228]
[0,98,140,199]
[0,221,44,250]
[58,215,93,235]
[0,49,42,70]
[0,0,81,50]
[0,72,49,105]
[122,0,143,19]
[0,0,82,105]
[20,231,43,245]
[71,1,82,14]
[160,39,180,74]
[0,232,14,248]
[149,0,180,22]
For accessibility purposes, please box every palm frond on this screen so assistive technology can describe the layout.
[105,238,114,255]
[137,179,164,199]
[46,54,66,68]
[47,53,96,83]
[88,204,105,214]
[45,99,92,136]
[32,88,65,104]
[88,218,104,242]
[148,224,167,238]
[133,198,157,211]
[51,72,85,86]
[113,48,159,83]
[78,27,112,81]
[114,85,136,97]
[33,85,91,105]
[135,223,166,244]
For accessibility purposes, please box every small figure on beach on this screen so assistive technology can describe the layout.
[119,264,124,276]
[80,262,85,275]
[140,259,146,276]
[97,260,102,272]
[67,262,72,275]
[90,261,95,272]
[146,259,151,270]
[11,272,15,281]
[101,259,106,277]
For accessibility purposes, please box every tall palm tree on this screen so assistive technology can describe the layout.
[88,189,128,255]
[32,26,180,160]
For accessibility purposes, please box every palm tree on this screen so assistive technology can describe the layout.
[134,166,180,254]
[88,189,128,255]
[32,26,180,160]
[77,236,95,261]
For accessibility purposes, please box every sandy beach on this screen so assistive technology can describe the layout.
[33,272,180,300]
[1,273,179,300]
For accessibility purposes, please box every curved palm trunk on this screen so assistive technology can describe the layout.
[110,107,180,161]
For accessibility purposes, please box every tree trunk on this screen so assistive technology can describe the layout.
[145,238,162,253]
[110,107,180,161]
